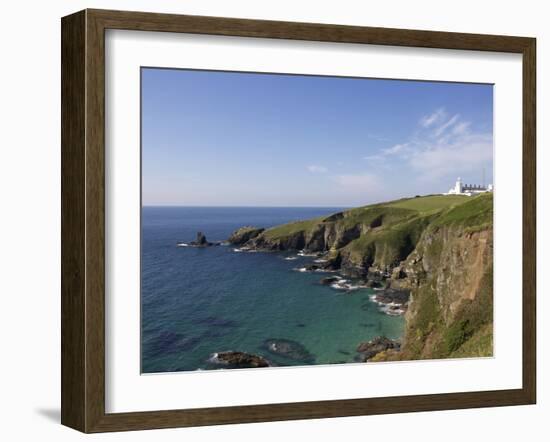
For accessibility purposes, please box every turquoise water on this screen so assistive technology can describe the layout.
[141,207,404,373]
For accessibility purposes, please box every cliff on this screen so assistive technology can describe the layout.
[376,196,493,360]
[229,193,494,360]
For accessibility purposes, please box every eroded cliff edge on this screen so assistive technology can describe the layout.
[229,194,493,360]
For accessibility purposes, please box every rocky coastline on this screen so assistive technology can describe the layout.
[229,228,411,316]
[224,193,494,361]
[177,193,493,365]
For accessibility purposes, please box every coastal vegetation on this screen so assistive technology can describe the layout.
[228,193,493,362]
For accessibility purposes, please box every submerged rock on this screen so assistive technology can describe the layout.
[210,351,271,368]
[356,336,400,361]
[194,316,238,328]
[320,276,340,285]
[146,332,200,358]
[304,264,320,271]
[263,338,315,363]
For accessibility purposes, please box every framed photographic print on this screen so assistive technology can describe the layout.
[61,9,536,433]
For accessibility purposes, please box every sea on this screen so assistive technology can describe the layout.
[141,206,404,373]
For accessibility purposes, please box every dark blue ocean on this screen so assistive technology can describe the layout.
[141,206,404,373]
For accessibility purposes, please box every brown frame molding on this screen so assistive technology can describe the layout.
[61,9,536,433]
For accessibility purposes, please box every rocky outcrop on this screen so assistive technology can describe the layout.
[371,289,410,305]
[356,336,400,361]
[369,289,410,316]
[227,226,265,245]
[230,221,365,254]
[209,351,271,368]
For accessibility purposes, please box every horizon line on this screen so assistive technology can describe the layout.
[140,193,446,208]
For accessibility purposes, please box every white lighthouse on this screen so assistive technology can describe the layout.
[444,177,493,196]
[453,177,463,194]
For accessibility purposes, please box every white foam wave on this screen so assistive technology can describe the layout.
[329,279,369,291]
[369,295,407,315]
[379,304,406,316]
[297,250,318,257]
[207,352,220,363]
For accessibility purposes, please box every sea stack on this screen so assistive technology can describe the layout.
[188,231,213,247]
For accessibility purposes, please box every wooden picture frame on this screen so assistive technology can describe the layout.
[61,8,536,433]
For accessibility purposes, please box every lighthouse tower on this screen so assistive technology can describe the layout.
[454,177,462,194]
[444,177,464,195]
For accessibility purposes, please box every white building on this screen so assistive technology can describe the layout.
[445,177,493,196]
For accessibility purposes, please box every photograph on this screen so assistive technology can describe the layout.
[140,68,494,373]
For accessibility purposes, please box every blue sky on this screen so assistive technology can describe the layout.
[142,68,493,207]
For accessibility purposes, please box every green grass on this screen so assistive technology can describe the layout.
[450,265,493,331]
[436,264,493,357]
[261,205,416,241]
[341,206,416,228]
[434,193,493,228]
[386,194,470,212]
[410,284,441,339]
[450,324,493,358]
[258,193,492,250]
[345,214,434,267]
[262,217,322,239]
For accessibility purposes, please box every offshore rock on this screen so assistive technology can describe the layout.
[356,336,400,361]
[188,231,217,247]
[210,351,271,368]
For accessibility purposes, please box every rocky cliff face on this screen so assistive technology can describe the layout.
[228,193,494,360]
[381,224,493,360]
